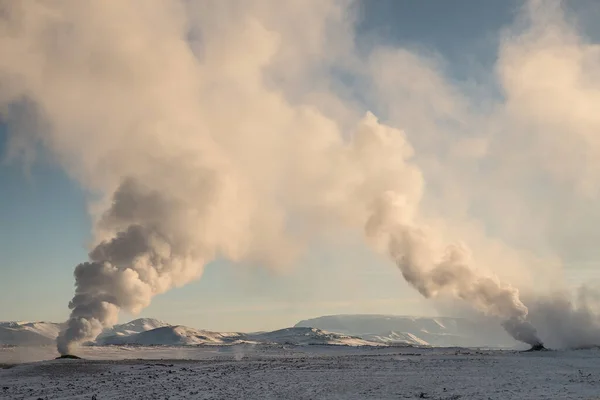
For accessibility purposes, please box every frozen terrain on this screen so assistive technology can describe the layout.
[2,345,600,399]
[4,315,596,398]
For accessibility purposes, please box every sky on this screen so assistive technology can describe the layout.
[1,0,600,332]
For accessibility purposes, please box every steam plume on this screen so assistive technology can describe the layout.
[12,0,600,353]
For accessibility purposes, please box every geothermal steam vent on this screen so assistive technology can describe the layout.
[525,343,547,352]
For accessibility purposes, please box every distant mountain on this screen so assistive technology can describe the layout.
[0,321,63,346]
[100,325,381,347]
[359,331,430,346]
[0,314,518,348]
[295,314,517,348]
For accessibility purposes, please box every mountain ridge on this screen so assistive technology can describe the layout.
[1,314,518,348]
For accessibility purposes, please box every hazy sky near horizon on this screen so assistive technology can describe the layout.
[1,0,600,332]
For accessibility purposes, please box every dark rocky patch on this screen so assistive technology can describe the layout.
[55,354,83,360]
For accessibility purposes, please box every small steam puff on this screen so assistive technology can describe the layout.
[365,192,543,347]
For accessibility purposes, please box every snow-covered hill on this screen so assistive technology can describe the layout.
[0,321,63,346]
[99,325,244,346]
[295,315,517,348]
[100,325,380,347]
[0,319,170,347]
[96,318,170,341]
[247,327,382,346]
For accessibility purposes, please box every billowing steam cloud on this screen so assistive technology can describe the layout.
[2,0,600,353]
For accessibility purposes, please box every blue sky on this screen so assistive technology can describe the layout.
[0,124,90,321]
[1,0,599,331]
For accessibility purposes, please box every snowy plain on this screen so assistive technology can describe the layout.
[2,317,600,399]
[2,345,600,399]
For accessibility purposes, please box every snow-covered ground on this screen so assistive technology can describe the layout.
[3,316,598,398]
[2,345,600,399]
